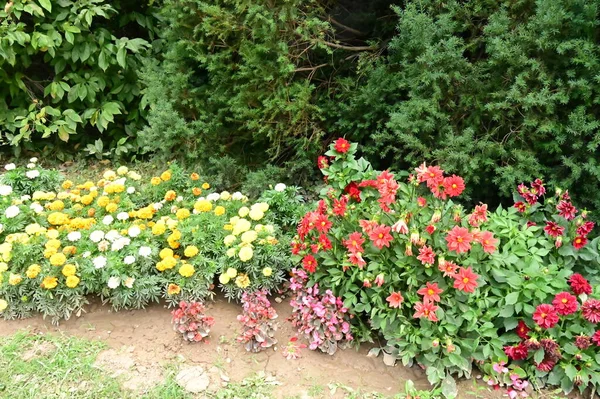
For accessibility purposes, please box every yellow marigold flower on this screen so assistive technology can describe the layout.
[0,262,8,273]
[161,170,172,181]
[232,219,252,235]
[9,273,22,286]
[97,196,110,207]
[62,264,77,277]
[224,235,237,246]
[202,183,210,189]
[226,268,237,278]
[169,230,182,241]
[25,223,45,235]
[167,283,181,295]
[255,202,269,212]
[112,184,125,193]
[45,239,61,250]
[241,230,258,244]
[223,224,233,231]
[226,248,236,258]
[164,190,177,201]
[213,206,226,216]
[50,253,67,266]
[26,264,41,278]
[190,172,200,181]
[106,203,118,213]
[48,200,65,211]
[66,275,80,288]
[159,248,173,259]
[47,212,70,226]
[194,200,212,213]
[249,208,264,221]
[62,246,77,255]
[235,274,250,289]
[152,223,166,236]
[137,206,154,219]
[103,170,117,180]
[192,187,202,196]
[178,263,195,277]
[184,246,199,258]
[44,248,57,258]
[151,177,161,186]
[117,166,129,175]
[87,208,96,217]
[238,207,249,217]
[262,267,273,277]
[0,299,7,312]
[176,208,190,220]
[156,261,166,272]
[62,180,73,189]
[220,191,231,201]
[163,256,177,270]
[127,171,141,180]
[219,274,230,284]
[46,229,59,239]
[168,240,180,249]
[57,192,69,200]
[238,246,253,262]
[41,276,58,290]
[80,194,93,205]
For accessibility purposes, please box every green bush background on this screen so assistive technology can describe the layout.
[2,0,600,211]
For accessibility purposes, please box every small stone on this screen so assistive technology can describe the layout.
[176,366,210,393]
[274,297,282,303]
[220,373,230,382]
[225,358,231,364]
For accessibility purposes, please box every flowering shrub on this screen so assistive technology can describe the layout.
[0,161,295,322]
[288,268,353,355]
[0,159,61,196]
[237,290,278,352]
[171,300,215,342]
[291,139,599,395]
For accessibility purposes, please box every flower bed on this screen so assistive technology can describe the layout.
[292,139,600,396]
[0,160,297,322]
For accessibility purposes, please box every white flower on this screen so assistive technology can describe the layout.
[170,205,178,213]
[123,277,135,288]
[0,185,13,196]
[29,157,38,163]
[207,193,220,202]
[105,230,120,242]
[128,226,141,237]
[152,202,163,211]
[117,212,129,221]
[0,224,3,233]
[93,256,107,269]
[67,231,81,242]
[26,163,35,169]
[274,183,286,192]
[124,256,136,265]
[139,246,152,257]
[20,195,30,201]
[90,230,105,243]
[82,251,91,258]
[5,205,20,218]
[127,171,141,180]
[176,196,183,202]
[232,192,244,201]
[111,237,130,252]
[107,276,120,289]
[102,215,114,225]
[30,203,43,213]
[4,163,16,171]
[26,170,40,179]
[126,187,135,194]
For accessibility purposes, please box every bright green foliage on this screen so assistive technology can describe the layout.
[0,0,157,159]
[340,0,600,212]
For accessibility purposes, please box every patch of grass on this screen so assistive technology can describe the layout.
[214,372,278,399]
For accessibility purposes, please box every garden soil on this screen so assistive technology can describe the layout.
[0,295,582,399]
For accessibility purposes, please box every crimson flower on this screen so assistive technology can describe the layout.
[417,282,443,302]
[332,195,348,216]
[334,138,351,153]
[425,224,436,235]
[417,197,427,207]
[514,202,526,213]
[314,214,332,233]
[453,267,479,293]
[536,356,556,372]
[543,221,564,237]
[416,245,435,265]
[443,175,465,197]
[344,182,361,202]
[413,300,439,322]
[368,224,393,249]
[516,320,530,340]
[552,292,578,316]
[343,232,364,254]
[577,221,595,236]
[386,292,404,308]
[531,178,546,196]
[532,304,559,329]
[569,273,592,295]
[593,330,600,346]
[302,255,317,273]
[318,234,332,251]
[582,299,600,323]
[575,335,591,350]
[573,235,588,250]
[557,200,577,220]
[504,343,528,360]
[445,226,473,253]
[317,156,329,169]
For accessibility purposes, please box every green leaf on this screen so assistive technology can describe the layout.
[441,374,457,399]
[505,292,519,305]
[533,348,545,364]
[117,47,126,68]
[565,364,577,380]
[38,0,52,12]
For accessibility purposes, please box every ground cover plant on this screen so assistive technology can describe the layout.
[291,139,600,397]
[0,160,300,322]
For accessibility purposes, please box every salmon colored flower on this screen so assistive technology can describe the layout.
[453,267,479,293]
[416,245,435,265]
[302,255,317,273]
[368,224,393,249]
[438,260,458,277]
[317,156,329,169]
[443,175,465,197]
[348,252,366,268]
[386,292,404,308]
[476,231,498,253]
[343,232,364,253]
[417,282,443,302]
[413,300,439,322]
[446,226,473,253]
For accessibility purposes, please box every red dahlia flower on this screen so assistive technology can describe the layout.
[438,259,458,277]
[417,282,443,303]
[575,335,592,349]
[315,214,332,233]
[443,175,465,197]
[332,195,348,216]
[557,200,577,220]
[334,138,350,153]
[552,292,578,315]
[348,252,366,268]
[516,320,530,340]
[475,230,498,253]
[504,343,528,360]
[453,267,479,293]
[573,235,588,250]
[415,163,444,187]
[531,178,546,196]
[535,355,556,372]
[413,300,439,322]
[532,304,559,329]
[593,330,600,346]
[343,232,364,253]
[543,221,564,237]
[417,197,427,207]
[582,299,600,323]
[416,245,436,265]
[386,292,404,308]
[514,202,527,213]
[576,221,595,236]
[302,255,317,273]
[344,182,361,202]
[569,273,592,295]
[318,234,332,251]
[317,156,329,169]
[445,226,473,253]
[368,224,393,249]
